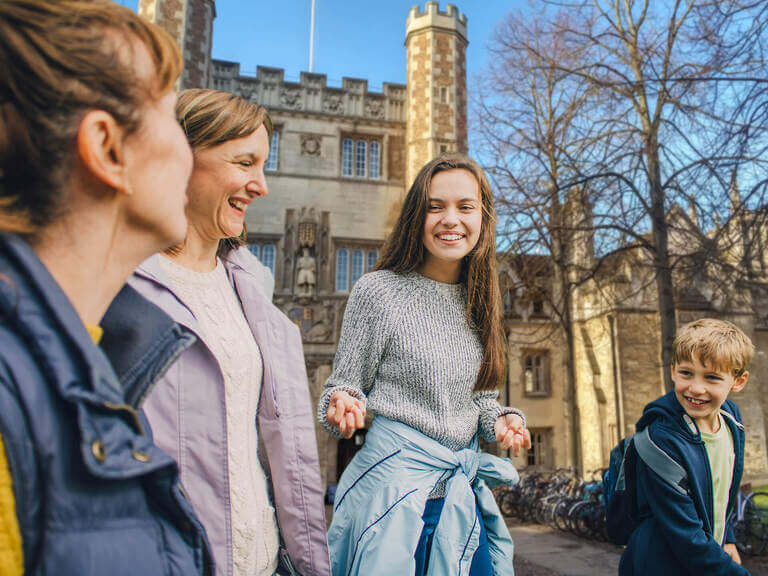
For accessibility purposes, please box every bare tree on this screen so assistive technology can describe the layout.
[475,7,605,472]
[478,0,768,392]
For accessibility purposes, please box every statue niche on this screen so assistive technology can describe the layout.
[296,247,316,299]
[294,207,318,299]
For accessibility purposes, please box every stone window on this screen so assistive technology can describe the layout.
[369,141,380,179]
[355,140,367,177]
[367,249,378,271]
[526,428,553,467]
[341,135,382,179]
[342,138,354,176]
[335,244,381,292]
[440,86,449,104]
[351,250,364,285]
[249,242,276,274]
[335,249,349,291]
[523,350,550,397]
[266,130,279,172]
[439,144,448,154]
[503,287,516,315]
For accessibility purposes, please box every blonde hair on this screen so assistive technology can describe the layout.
[173,89,273,256]
[673,318,754,377]
[0,0,183,236]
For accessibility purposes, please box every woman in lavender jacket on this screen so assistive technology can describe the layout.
[103,89,330,576]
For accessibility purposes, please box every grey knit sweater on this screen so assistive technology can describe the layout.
[317,270,524,454]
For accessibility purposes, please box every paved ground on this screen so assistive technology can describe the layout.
[508,522,620,576]
[508,521,768,576]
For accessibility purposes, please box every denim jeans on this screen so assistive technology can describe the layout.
[413,497,493,576]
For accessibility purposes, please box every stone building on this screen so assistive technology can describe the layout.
[139,0,471,487]
[500,198,768,483]
[139,0,768,487]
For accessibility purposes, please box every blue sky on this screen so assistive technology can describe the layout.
[119,1,522,91]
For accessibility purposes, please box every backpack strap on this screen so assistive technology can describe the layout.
[634,427,689,496]
[720,409,744,431]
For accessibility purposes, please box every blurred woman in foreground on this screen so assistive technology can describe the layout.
[0,1,211,574]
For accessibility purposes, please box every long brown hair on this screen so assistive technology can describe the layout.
[376,154,506,391]
[0,0,182,236]
[172,88,273,256]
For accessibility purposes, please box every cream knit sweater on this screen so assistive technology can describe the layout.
[160,256,279,576]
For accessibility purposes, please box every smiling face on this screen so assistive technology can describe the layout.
[672,358,748,433]
[420,168,482,282]
[184,124,269,243]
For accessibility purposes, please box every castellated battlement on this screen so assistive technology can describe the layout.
[211,60,406,122]
[406,2,467,41]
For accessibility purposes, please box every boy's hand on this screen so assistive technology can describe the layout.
[724,543,741,565]
[494,413,531,456]
[326,391,366,439]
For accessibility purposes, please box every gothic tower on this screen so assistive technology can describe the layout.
[405,2,468,187]
[139,0,215,89]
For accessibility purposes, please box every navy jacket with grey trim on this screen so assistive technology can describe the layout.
[620,390,749,576]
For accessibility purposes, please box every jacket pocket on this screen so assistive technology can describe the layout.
[45,521,171,576]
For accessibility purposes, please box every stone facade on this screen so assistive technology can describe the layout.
[139,0,214,89]
[502,207,768,484]
[405,2,468,186]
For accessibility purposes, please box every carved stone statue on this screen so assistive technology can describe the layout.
[305,305,332,343]
[296,247,316,298]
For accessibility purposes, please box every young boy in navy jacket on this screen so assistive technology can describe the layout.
[620,318,753,575]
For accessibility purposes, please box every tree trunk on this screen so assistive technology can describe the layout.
[647,142,676,391]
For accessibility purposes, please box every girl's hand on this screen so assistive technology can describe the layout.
[326,391,366,439]
[724,543,741,565]
[494,414,531,456]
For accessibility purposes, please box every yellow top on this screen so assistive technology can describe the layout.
[0,433,23,576]
[86,323,103,345]
[0,324,102,575]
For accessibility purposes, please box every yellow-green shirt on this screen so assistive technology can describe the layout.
[701,413,735,545]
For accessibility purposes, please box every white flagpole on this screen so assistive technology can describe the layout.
[309,0,316,72]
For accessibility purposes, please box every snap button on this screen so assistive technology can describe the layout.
[131,450,151,463]
[91,440,106,463]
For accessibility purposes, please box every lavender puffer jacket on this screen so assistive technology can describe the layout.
[128,248,330,576]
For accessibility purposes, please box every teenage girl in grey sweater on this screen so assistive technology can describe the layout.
[319,154,530,574]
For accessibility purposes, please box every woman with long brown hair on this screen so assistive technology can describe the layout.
[318,154,530,575]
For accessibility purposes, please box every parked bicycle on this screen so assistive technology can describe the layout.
[733,488,768,557]
[495,469,766,556]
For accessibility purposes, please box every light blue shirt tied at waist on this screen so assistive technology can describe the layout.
[328,416,519,576]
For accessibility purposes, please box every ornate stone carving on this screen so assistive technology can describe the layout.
[298,207,318,248]
[280,88,302,109]
[305,304,333,342]
[295,247,316,298]
[323,93,344,114]
[284,301,335,343]
[301,134,322,157]
[365,98,384,119]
